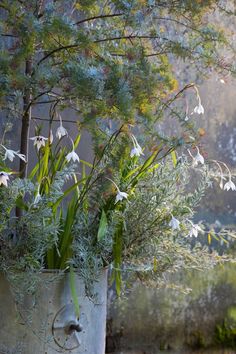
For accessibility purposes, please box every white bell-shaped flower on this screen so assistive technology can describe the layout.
[169,215,180,230]
[106,177,129,204]
[224,179,236,191]
[0,171,10,187]
[66,150,80,163]
[187,221,203,238]
[130,135,144,158]
[115,190,128,204]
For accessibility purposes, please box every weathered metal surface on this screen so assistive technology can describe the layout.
[0,270,107,354]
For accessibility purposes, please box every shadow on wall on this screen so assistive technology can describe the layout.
[106,263,236,353]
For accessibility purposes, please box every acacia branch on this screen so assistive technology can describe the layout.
[36,34,164,65]
[110,50,170,57]
[154,17,203,35]
[94,34,163,44]
[74,13,124,25]
[37,44,79,66]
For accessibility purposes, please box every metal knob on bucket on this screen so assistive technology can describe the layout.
[52,303,87,351]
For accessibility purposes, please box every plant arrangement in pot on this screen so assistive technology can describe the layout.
[1,113,236,353]
[0,1,236,353]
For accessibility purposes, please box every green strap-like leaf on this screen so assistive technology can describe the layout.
[112,221,123,296]
[57,197,77,269]
[97,209,108,242]
[171,150,177,167]
[69,267,80,318]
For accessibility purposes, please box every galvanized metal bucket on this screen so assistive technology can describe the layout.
[0,270,108,354]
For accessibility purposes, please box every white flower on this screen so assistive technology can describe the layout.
[188,147,204,167]
[1,145,26,162]
[49,129,54,145]
[56,124,68,140]
[169,215,180,230]
[215,161,236,191]
[193,102,204,115]
[195,147,204,165]
[56,114,68,139]
[3,148,14,161]
[130,135,144,158]
[30,136,48,150]
[192,86,204,115]
[224,179,236,191]
[130,146,143,158]
[115,190,128,204]
[66,150,80,163]
[17,153,27,162]
[187,223,203,238]
[106,177,129,204]
[33,191,42,204]
[0,172,10,187]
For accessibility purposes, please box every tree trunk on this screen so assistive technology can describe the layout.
[19,59,32,178]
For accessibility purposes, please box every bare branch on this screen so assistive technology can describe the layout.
[32,116,78,124]
[1,33,18,38]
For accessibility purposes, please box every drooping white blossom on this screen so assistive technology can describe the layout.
[188,146,204,167]
[224,179,236,191]
[65,137,80,163]
[192,86,204,115]
[56,125,68,140]
[193,102,204,115]
[66,150,80,163]
[194,146,204,165]
[0,172,10,187]
[115,190,129,204]
[216,161,236,192]
[187,221,203,238]
[169,215,180,230]
[130,135,144,158]
[56,119,68,139]
[106,177,129,204]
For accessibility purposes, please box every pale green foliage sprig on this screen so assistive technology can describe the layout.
[0,178,60,272]
[70,210,113,294]
[44,165,77,204]
[120,158,194,253]
[184,166,211,208]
